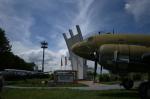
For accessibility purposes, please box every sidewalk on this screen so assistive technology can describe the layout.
[4,81,124,90]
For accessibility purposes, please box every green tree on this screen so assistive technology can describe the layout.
[0,28,35,70]
[0,28,11,53]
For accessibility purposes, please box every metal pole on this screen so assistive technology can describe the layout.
[41,41,48,72]
[42,48,45,72]
[94,60,97,83]
[76,57,79,79]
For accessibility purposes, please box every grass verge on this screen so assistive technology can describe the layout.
[5,79,87,87]
[0,88,139,99]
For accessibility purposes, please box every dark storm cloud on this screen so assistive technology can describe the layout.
[83,0,150,34]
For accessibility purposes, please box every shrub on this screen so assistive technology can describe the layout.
[99,74,121,82]
[132,73,142,81]
[4,72,52,81]
[99,74,110,82]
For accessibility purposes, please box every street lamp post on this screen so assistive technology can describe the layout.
[41,41,48,72]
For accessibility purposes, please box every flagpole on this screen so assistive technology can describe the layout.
[61,57,63,70]
[65,56,67,70]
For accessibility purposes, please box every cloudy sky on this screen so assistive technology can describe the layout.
[0,0,150,72]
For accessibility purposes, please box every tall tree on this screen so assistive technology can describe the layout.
[0,28,35,71]
[0,28,11,53]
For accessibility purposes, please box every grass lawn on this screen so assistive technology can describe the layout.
[0,88,140,99]
[6,78,50,87]
[6,79,87,87]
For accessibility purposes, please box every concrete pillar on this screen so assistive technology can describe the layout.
[63,25,87,79]
[63,33,67,40]
[69,29,74,37]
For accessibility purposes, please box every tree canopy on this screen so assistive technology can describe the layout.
[0,28,11,53]
[0,28,35,71]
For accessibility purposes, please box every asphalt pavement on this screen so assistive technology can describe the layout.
[4,81,141,90]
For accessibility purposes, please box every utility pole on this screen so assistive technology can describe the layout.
[41,41,48,72]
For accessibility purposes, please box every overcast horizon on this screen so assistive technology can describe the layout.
[0,0,150,72]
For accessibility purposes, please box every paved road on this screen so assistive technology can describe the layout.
[4,85,123,90]
[4,81,141,90]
